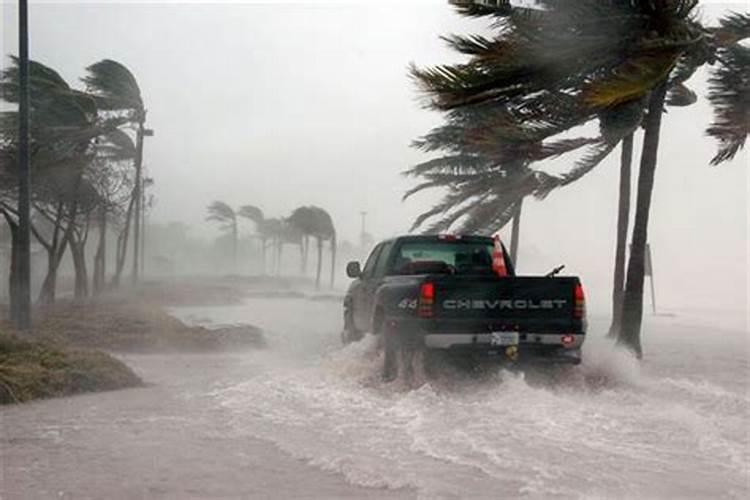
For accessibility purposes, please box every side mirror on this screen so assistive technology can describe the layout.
[346,261,362,278]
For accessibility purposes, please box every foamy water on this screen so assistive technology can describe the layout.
[173,298,750,499]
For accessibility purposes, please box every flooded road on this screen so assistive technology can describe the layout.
[2,295,748,499]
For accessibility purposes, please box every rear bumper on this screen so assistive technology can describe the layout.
[423,332,584,349]
[423,333,583,365]
[386,318,584,364]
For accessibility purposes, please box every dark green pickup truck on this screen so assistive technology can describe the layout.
[343,234,586,379]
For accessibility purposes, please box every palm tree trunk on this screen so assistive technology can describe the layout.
[37,242,65,305]
[70,239,89,300]
[315,237,323,289]
[232,219,238,273]
[276,241,283,276]
[113,189,136,287]
[37,218,74,305]
[619,83,668,358]
[329,234,336,289]
[608,133,634,338]
[2,213,20,322]
[9,224,20,322]
[302,236,309,275]
[509,198,523,268]
[299,241,305,275]
[93,205,106,295]
[261,237,267,275]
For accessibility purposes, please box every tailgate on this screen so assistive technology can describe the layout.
[430,276,581,333]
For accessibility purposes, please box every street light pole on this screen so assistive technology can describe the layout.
[16,0,32,329]
[131,123,152,285]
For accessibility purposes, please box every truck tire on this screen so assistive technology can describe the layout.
[382,320,399,381]
[341,309,363,345]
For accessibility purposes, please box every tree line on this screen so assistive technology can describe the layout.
[206,201,337,289]
[0,58,151,320]
[407,0,749,357]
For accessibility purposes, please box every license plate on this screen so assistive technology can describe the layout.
[490,331,519,346]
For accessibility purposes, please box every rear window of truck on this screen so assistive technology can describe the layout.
[389,241,499,276]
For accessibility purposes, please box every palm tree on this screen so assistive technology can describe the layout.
[411,0,748,356]
[287,206,317,276]
[1,58,107,306]
[619,10,750,356]
[206,201,238,270]
[405,104,603,264]
[288,206,336,289]
[91,128,137,294]
[83,59,147,285]
[237,204,265,271]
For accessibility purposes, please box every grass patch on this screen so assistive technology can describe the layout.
[1,300,265,353]
[0,333,142,405]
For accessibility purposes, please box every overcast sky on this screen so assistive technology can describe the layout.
[1,1,747,316]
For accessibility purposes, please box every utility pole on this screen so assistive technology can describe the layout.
[140,175,147,277]
[16,0,32,329]
[131,123,152,284]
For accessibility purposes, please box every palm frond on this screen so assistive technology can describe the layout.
[706,44,750,165]
[449,0,512,18]
[237,205,264,224]
[206,201,235,223]
[712,12,750,46]
[82,59,143,112]
[666,82,697,107]
[557,139,619,187]
[583,50,681,108]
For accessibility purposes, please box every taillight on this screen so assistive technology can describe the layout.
[418,282,435,318]
[574,283,586,320]
[561,334,575,347]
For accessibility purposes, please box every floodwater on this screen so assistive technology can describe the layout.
[1,294,748,499]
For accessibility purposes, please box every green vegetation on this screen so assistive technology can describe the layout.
[0,57,151,321]
[0,333,142,405]
[408,0,750,357]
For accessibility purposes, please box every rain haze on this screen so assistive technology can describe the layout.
[0,1,748,499]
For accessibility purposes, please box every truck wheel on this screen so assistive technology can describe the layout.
[341,309,363,345]
[382,323,399,381]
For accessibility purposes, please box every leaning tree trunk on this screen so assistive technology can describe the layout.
[231,219,238,273]
[9,224,20,323]
[315,237,323,290]
[37,221,74,306]
[261,237,268,275]
[70,216,91,300]
[93,205,107,295]
[3,216,20,323]
[608,133,634,338]
[298,241,305,275]
[70,239,89,300]
[112,192,136,287]
[276,240,283,276]
[302,236,309,275]
[619,83,668,358]
[509,198,523,269]
[329,234,336,289]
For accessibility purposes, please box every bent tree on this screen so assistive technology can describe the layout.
[409,0,749,356]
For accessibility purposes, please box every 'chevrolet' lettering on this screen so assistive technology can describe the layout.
[443,299,567,310]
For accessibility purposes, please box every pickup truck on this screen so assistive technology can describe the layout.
[343,234,586,379]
